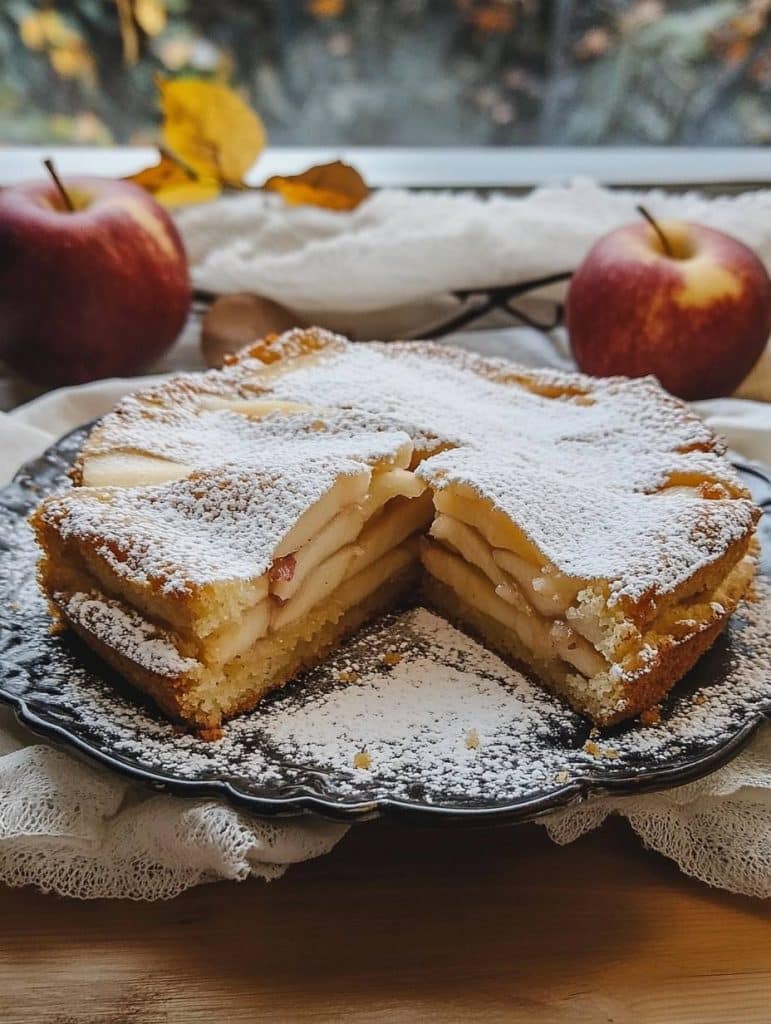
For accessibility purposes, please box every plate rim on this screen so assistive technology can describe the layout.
[0,686,767,825]
[0,423,769,827]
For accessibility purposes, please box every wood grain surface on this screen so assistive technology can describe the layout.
[0,816,769,1024]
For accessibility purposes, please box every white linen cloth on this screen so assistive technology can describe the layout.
[1,180,771,899]
[175,179,771,400]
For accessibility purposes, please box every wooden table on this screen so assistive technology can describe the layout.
[1,816,768,1024]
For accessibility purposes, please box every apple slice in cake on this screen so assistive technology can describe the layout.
[33,408,432,734]
[417,446,757,725]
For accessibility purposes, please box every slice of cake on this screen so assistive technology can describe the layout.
[418,446,757,725]
[32,327,760,734]
[33,407,431,734]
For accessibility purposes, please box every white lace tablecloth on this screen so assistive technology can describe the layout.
[1,181,771,899]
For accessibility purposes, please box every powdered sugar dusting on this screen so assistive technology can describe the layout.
[44,457,368,595]
[259,609,562,799]
[87,404,412,479]
[45,404,416,596]
[63,591,198,678]
[76,331,755,604]
[420,445,757,603]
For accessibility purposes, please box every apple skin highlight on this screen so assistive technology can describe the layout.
[0,176,190,386]
[566,219,771,400]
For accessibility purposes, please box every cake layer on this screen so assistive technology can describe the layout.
[425,502,756,663]
[420,535,756,725]
[418,454,758,627]
[35,403,421,637]
[54,538,422,732]
[423,551,756,726]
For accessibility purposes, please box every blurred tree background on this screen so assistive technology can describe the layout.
[1,0,770,147]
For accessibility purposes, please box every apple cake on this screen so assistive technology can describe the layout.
[31,327,760,736]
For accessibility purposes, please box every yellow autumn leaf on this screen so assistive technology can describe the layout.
[157,76,266,186]
[309,0,346,17]
[20,10,72,50]
[19,11,48,49]
[151,178,222,208]
[50,42,96,82]
[135,0,167,37]
[263,160,370,211]
[125,151,221,207]
[128,151,192,189]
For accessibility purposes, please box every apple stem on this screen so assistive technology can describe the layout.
[43,157,75,212]
[636,204,672,257]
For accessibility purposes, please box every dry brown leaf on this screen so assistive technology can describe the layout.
[158,76,266,186]
[125,151,220,207]
[263,160,370,211]
[308,0,346,16]
[723,37,751,64]
[201,293,305,368]
[469,3,516,34]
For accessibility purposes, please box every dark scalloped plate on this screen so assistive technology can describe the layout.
[0,423,770,826]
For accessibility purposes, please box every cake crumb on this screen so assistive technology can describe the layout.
[640,705,662,726]
[693,693,707,705]
[353,749,372,770]
[337,669,360,684]
[583,740,619,759]
[465,728,480,750]
[382,650,402,667]
[554,770,569,784]
[700,481,730,500]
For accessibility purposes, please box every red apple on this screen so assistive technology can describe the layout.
[0,172,190,386]
[566,213,771,400]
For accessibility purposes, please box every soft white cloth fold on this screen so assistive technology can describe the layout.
[174,180,771,400]
[176,181,771,315]
[2,180,771,899]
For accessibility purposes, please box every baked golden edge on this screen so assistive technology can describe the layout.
[30,487,759,735]
[39,553,419,738]
[34,523,757,734]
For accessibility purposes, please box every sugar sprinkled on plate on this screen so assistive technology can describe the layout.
[1,423,770,817]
